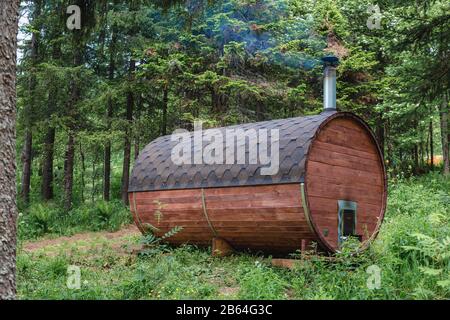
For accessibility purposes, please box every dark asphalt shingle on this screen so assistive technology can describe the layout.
[129,111,337,192]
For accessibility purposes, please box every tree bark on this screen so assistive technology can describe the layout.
[63,28,84,210]
[429,112,434,169]
[134,136,140,160]
[42,127,56,200]
[385,118,393,170]
[104,14,117,201]
[103,130,112,201]
[414,145,419,174]
[63,133,75,210]
[376,113,385,156]
[63,95,78,211]
[420,140,424,167]
[440,93,449,175]
[211,87,227,116]
[0,0,20,300]
[121,59,135,205]
[79,141,86,203]
[104,107,112,201]
[162,86,168,135]
[21,131,32,204]
[103,0,117,201]
[121,123,132,205]
[92,148,99,202]
[134,95,142,160]
[41,25,61,201]
[21,0,42,204]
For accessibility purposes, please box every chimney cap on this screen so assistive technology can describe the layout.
[321,56,340,67]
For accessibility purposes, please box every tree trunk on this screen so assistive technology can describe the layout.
[103,21,117,201]
[376,113,385,156]
[134,93,142,160]
[0,0,20,300]
[256,103,263,121]
[440,93,449,175]
[121,120,132,205]
[413,115,419,174]
[211,87,228,116]
[420,140,424,168]
[134,137,140,160]
[21,0,42,205]
[121,59,135,205]
[41,127,55,200]
[92,148,99,202]
[63,52,81,210]
[79,141,86,203]
[63,133,75,211]
[386,119,393,170]
[162,86,168,135]
[103,136,112,201]
[21,131,32,204]
[41,25,61,201]
[63,28,84,210]
[429,114,434,169]
[103,125,112,201]
[414,145,419,174]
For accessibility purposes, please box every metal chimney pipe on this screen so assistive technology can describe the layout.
[321,56,339,112]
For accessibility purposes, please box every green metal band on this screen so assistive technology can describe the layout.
[201,188,218,237]
[300,183,315,236]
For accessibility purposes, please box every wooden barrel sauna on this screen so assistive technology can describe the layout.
[129,111,387,254]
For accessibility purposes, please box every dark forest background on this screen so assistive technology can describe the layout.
[16,0,449,218]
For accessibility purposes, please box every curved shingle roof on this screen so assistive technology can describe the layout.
[129,111,337,192]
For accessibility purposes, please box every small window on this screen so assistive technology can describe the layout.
[338,200,359,245]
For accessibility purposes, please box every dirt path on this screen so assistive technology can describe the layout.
[21,224,141,254]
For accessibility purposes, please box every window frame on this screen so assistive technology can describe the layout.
[338,200,358,245]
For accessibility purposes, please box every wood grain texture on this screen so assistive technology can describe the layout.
[306,117,387,251]
[129,114,386,255]
[212,238,234,257]
[129,184,313,254]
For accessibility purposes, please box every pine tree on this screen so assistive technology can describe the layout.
[0,0,20,300]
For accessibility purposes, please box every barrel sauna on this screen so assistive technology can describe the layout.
[128,111,387,254]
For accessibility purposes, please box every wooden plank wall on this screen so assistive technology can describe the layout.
[129,184,315,254]
[129,115,386,254]
[306,117,386,251]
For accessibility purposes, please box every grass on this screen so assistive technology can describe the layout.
[16,172,450,300]
[18,199,132,240]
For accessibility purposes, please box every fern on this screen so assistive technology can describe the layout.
[403,231,450,297]
[139,226,184,257]
[152,200,168,224]
[419,266,443,276]
[160,226,183,241]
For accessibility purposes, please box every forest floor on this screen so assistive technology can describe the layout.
[16,172,450,300]
[22,224,140,256]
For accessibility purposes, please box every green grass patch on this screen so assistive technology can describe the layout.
[17,172,450,300]
[18,200,132,240]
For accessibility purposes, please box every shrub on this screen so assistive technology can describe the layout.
[18,200,132,240]
[238,262,288,299]
[19,203,62,238]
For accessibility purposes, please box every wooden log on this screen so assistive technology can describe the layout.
[212,237,234,257]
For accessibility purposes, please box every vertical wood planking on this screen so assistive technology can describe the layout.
[306,117,386,251]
